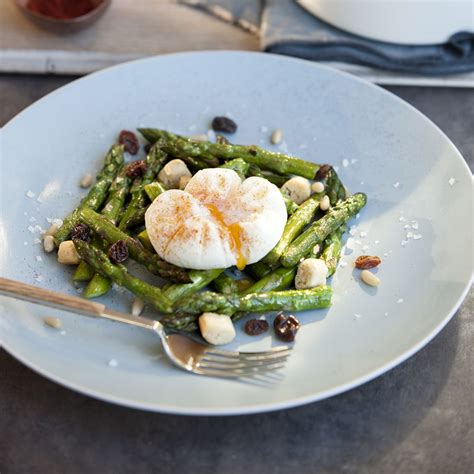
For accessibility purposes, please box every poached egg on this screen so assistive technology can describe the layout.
[145,168,287,270]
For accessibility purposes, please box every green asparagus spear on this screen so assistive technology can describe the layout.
[83,273,112,299]
[246,261,273,280]
[281,193,367,268]
[177,286,332,315]
[72,260,95,282]
[144,182,166,201]
[163,269,224,304]
[139,128,319,179]
[212,273,254,294]
[219,158,250,180]
[282,193,299,215]
[247,164,290,187]
[101,169,132,223]
[73,240,172,313]
[263,192,324,267]
[137,229,154,251]
[77,207,190,282]
[55,145,124,245]
[118,144,169,231]
[241,266,296,295]
[320,225,347,277]
[85,168,132,297]
[325,168,347,206]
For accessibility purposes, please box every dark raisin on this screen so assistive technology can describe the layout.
[273,313,300,342]
[316,164,332,180]
[143,143,152,154]
[248,147,257,156]
[70,223,92,243]
[244,319,269,336]
[108,240,129,263]
[126,160,148,178]
[211,116,237,134]
[118,130,139,155]
[215,134,230,145]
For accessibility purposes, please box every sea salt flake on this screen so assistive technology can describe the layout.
[393,182,400,189]
[188,124,197,132]
[108,359,118,368]
[34,238,41,244]
[375,240,380,244]
[399,216,406,222]
[383,253,389,257]
[413,234,422,240]
[260,126,268,133]
[23,241,28,246]
[27,225,35,233]
[355,213,360,220]
[362,245,369,251]
[345,237,355,251]
[360,231,367,238]
[26,190,35,198]
[406,231,414,239]
[339,261,347,268]
[384,312,389,316]
[333,166,340,172]
[404,224,410,229]
[354,313,362,319]
[35,275,44,283]
[411,222,419,230]
[342,159,349,168]
[448,177,456,186]
[397,298,404,304]
[23,211,28,216]
[351,159,358,164]
[401,240,408,247]
[35,256,43,262]
[29,216,36,223]
[349,228,357,236]
[60,330,66,336]
[360,181,364,185]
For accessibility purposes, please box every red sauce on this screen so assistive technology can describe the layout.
[26,0,97,20]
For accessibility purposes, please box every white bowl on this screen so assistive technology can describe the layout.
[298,0,474,45]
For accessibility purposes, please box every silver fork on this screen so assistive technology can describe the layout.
[0,277,291,379]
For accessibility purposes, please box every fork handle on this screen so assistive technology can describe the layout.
[0,277,159,331]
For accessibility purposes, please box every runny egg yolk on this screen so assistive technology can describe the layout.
[206,203,246,270]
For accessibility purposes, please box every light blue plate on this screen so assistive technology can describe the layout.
[0,52,472,415]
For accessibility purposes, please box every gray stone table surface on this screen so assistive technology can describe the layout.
[0,75,473,474]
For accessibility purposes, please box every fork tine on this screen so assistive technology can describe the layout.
[196,362,286,378]
[204,346,291,360]
[198,354,290,369]
[200,352,290,367]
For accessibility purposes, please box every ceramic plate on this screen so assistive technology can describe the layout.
[0,52,472,415]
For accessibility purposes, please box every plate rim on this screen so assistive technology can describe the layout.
[1,51,472,415]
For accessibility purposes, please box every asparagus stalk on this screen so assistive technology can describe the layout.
[118,144,168,231]
[72,260,95,282]
[247,164,290,187]
[163,269,224,304]
[212,273,254,294]
[177,286,332,315]
[139,128,320,179]
[144,182,166,201]
[325,168,347,205]
[55,145,124,245]
[219,158,250,180]
[246,261,273,280]
[74,240,172,313]
[137,229,154,251]
[77,207,190,282]
[241,267,296,295]
[263,192,324,267]
[84,169,132,298]
[83,273,112,298]
[281,193,367,268]
[320,225,347,277]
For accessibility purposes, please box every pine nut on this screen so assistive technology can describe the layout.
[311,181,325,194]
[271,128,283,145]
[44,223,59,237]
[190,133,209,142]
[319,195,330,211]
[131,298,145,317]
[360,270,380,287]
[44,317,62,329]
[43,235,55,253]
[80,173,93,188]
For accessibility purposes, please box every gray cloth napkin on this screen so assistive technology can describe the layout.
[180,0,474,75]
